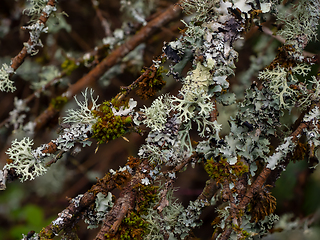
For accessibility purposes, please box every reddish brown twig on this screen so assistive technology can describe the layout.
[39,171,126,238]
[10,0,56,71]
[115,53,166,102]
[94,159,150,240]
[197,178,218,203]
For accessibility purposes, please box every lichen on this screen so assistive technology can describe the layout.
[0,63,16,92]
[277,0,320,47]
[204,157,249,184]
[4,138,47,182]
[63,88,100,125]
[139,94,171,132]
[84,192,114,229]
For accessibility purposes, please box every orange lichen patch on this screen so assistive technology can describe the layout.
[42,141,58,154]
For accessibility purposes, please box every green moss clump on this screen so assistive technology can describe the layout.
[120,212,148,240]
[91,99,132,144]
[106,212,148,240]
[133,183,158,215]
[50,96,68,110]
[61,58,79,76]
[204,157,248,184]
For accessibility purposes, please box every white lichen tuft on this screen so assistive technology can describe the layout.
[63,88,100,124]
[23,0,48,18]
[23,21,48,56]
[266,137,294,170]
[141,95,171,132]
[304,107,320,123]
[4,138,47,182]
[21,232,40,240]
[52,123,92,151]
[7,97,30,130]
[22,1,57,56]
[0,63,16,92]
[112,98,137,116]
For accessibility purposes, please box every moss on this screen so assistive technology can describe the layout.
[107,212,148,240]
[232,223,251,240]
[135,66,166,100]
[91,99,133,144]
[292,141,307,162]
[204,157,248,184]
[248,185,276,223]
[61,58,79,76]
[266,45,298,71]
[39,226,56,239]
[50,96,68,110]
[107,180,157,240]
[133,183,158,215]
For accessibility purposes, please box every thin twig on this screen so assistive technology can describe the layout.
[10,0,57,71]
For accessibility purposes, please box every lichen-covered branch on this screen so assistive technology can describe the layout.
[3,0,320,240]
[0,0,57,92]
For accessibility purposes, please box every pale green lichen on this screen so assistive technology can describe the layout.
[63,88,100,125]
[258,64,311,109]
[4,138,47,182]
[120,0,157,26]
[85,192,114,229]
[266,137,294,170]
[139,95,170,132]
[277,0,320,46]
[0,63,16,92]
[180,0,218,21]
[143,189,205,240]
[23,0,49,20]
[32,65,60,89]
[171,89,213,123]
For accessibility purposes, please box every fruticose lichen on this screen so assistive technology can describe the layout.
[4,138,47,182]
[63,88,100,125]
[0,63,16,92]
